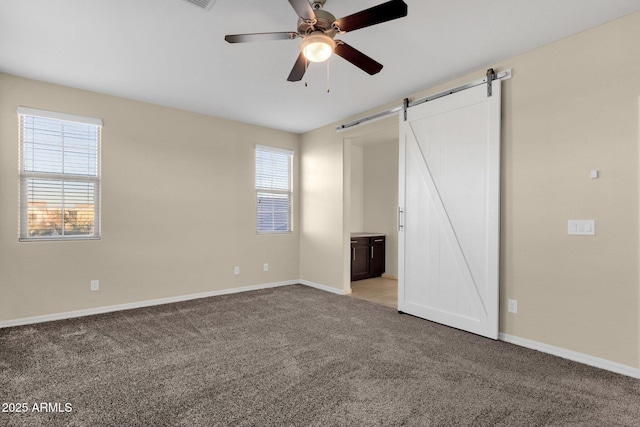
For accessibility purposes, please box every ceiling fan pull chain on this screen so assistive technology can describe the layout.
[305,55,309,87]
[326,57,330,93]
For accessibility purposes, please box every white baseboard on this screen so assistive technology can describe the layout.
[381,274,398,280]
[10,283,635,380]
[499,333,640,379]
[0,280,299,329]
[0,280,351,329]
[298,279,351,295]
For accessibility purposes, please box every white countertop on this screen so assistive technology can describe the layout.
[351,232,385,238]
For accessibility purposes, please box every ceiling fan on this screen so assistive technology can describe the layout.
[224,0,408,82]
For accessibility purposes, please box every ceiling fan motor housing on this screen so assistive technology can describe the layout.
[298,9,338,38]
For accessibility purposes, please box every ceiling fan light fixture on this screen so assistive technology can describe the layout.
[300,32,336,63]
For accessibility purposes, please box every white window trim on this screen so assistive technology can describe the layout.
[18,107,102,241]
[17,106,103,127]
[255,144,294,234]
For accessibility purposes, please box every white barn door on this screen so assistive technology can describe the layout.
[398,81,501,339]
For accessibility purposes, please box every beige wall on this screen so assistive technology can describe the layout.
[494,11,639,368]
[349,145,364,233]
[299,125,349,291]
[0,73,300,322]
[303,12,640,368]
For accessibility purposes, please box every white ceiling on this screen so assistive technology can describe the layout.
[2,0,640,134]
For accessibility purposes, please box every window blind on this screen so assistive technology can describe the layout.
[18,107,102,240]
[255,145,293,233]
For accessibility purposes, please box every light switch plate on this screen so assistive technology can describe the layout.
[568,220,595,235]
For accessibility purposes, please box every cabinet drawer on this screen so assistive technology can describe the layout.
[351,237,370,246]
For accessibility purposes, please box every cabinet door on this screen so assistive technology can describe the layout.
[351,239,370,281]
[370,237,385,277]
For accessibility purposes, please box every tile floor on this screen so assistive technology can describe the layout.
[348,276,398,309]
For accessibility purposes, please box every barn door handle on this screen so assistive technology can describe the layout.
[371,246,374,259]
[398,207,404,231]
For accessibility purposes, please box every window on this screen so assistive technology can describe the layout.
[18,107,102,241]
[255,145,293,233]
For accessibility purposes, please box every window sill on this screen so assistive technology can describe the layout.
[256,231,293,235]
[19,236,101,242]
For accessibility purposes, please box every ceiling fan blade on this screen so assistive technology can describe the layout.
[288,0,316,22]
[225,32,298,43]
[334,0,408,33]
[334,42,383,75]
[287,52,309,82]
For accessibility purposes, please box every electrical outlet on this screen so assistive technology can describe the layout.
[234,266,240,275]
[263,263,269,272]
[508,299,518,314]
[90,280,99,292]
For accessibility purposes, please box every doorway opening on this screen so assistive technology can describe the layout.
[344,119,399,308]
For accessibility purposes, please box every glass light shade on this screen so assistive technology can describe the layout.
[300,33,335,63]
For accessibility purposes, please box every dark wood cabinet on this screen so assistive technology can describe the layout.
[350,234,385,281]
[351,238,371,281]
[369,237,385,277]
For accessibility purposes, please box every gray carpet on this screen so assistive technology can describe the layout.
[1,285,639,426]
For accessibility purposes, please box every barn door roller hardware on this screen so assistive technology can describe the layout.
[403,98,409,121]
[486,68,497,97]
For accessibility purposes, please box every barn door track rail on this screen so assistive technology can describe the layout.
[336,68,511,132]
